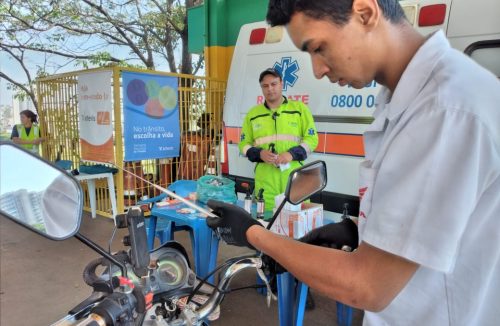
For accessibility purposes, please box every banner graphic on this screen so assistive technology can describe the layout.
[78,70,114,163]
[122,72,180,161]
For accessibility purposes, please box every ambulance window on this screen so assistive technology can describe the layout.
[465,40,500,79]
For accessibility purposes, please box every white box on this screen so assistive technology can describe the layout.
[274,193,301,211]
[270,203,323,239]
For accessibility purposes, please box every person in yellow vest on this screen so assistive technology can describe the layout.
[239,68,318,215]
[10,110,44,155]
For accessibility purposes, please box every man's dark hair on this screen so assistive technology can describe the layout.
[267,0,406,27]
[259,68,282,83]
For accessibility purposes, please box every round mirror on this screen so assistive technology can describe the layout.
[0,142,83,240]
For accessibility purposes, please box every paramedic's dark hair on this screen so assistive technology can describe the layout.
[259,68,282,83]
[266,0,406,27]
[20,110,38,123]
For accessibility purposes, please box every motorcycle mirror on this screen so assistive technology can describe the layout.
[285,160,327,205]
[266,160,327,230]
[0,142,83,240]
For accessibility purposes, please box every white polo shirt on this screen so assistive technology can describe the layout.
[358,31,500,325]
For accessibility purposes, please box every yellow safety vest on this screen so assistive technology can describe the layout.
[16,123,40,153]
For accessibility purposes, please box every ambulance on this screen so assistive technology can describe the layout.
[221,0,500,215]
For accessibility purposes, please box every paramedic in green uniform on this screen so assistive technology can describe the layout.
[10,110,44,155]
[239,68,318,214]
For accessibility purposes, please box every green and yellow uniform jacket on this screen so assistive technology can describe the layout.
[239,97,318,212]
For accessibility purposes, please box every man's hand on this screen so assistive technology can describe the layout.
[260,149,278,164]
[299,218,359,251]
[207,200,263,249]
[275,152,292,165]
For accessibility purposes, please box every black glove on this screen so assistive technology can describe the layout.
[299,218,359,251]
[261,253,287,275]
[207,200,263,249]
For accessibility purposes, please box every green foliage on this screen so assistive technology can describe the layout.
[0,0,204,108]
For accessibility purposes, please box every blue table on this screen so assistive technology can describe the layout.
[277,272,309,326]
[149,202,219,282]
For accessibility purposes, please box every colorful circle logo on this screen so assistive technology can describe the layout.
[126,79,148,106]
[126,78,178,118]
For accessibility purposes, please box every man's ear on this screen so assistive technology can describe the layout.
[352,0,380,29]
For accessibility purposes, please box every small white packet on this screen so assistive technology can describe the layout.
[279,162,290,171]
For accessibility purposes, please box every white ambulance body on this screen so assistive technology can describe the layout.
[222,0,500,214]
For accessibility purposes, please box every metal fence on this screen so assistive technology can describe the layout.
[36,66,226,217]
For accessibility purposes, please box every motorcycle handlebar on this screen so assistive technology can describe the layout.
[57,256,265,326]
[194,256,262,321]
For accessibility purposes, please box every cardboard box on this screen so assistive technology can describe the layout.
[270,202,323,239]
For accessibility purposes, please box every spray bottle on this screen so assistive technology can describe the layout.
[256,188,265,219]
[242,182,253,214]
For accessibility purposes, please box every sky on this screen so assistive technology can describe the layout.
[0,52,16,106]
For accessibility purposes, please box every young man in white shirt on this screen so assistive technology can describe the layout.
[206,0,500,324]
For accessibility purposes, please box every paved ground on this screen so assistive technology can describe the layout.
[0,213,363,326]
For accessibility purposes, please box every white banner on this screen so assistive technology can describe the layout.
[78,70,114,163]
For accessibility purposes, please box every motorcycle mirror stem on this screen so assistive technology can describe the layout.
[74,232,128,278]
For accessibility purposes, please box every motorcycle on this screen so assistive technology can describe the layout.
[0,141,326,326]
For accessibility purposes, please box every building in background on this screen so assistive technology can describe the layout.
[0,189,45,230]
[0,104,14,135]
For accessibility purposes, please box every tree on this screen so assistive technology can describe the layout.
[0,0,203,111]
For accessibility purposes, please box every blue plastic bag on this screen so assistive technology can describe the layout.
[196,175,237,204]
